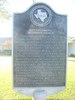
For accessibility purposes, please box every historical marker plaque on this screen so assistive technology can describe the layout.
[13,3,67,95]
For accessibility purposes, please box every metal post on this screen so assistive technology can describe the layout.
[33,0,36,4]
[32,90,46,100]
[32,1,46,100]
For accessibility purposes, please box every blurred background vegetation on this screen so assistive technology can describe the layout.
[0,0,11,20]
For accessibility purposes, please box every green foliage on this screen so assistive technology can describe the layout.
[70,54,75,57]
[0,0,11,20]
[0,50,11,56]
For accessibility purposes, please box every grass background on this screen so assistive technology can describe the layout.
[0,57,75,100]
